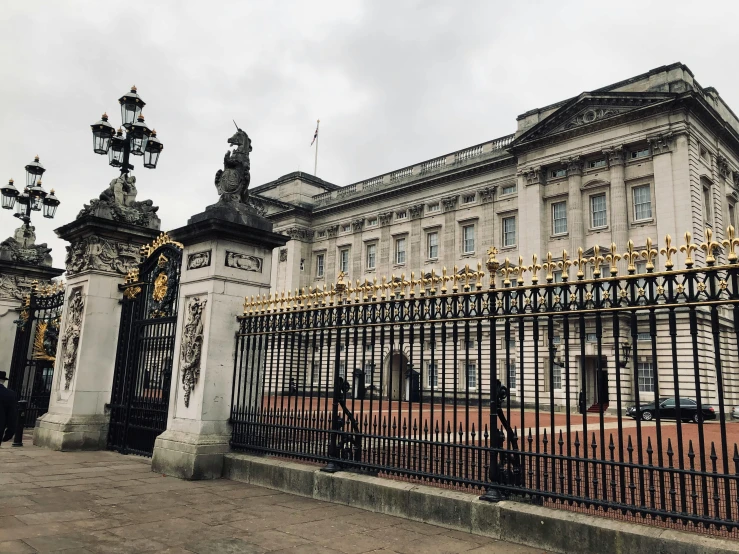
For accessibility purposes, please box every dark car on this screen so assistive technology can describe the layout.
[626,397,716,423]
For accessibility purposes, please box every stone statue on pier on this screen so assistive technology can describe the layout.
[77,174,161,230]
[0,225,53,266]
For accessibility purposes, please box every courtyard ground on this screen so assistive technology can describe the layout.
[0,434,548,554]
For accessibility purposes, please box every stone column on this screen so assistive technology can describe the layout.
[605,147,628,253]
[151,209,287,479]
[565,157,584,258]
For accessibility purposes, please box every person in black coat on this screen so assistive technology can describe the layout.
[0,371,18,444]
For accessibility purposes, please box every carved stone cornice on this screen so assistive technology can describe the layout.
[65,236,141,277]
[603,147,626,168]
[647,133,674,156]
[717,154,731,179]
[326,224,340,238]
[441,195,458,212]
[478,186,497,203]
[563,157,583,177]
[283,226,315,241]
[408,204,424,220]
[523,167,543,186]
[378,212,393,226]
[733,172,739,189]
[351,218,365,231]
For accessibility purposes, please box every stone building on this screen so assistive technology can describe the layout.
[252,63,739,411]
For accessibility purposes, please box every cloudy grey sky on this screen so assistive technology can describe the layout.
[1,0,738,265]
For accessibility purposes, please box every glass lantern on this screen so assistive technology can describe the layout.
[43,189,60,219]
[109,129,126,167]
[91,112,115,155]
[143,130,163,169]
[1,179,19,210]
[29,180,47,211]
[24,155,46,189]
[129,114,151,156]
[118,86,145,130]
[14,190,30,217]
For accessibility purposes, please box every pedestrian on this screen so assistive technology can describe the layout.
[0,371,18,445]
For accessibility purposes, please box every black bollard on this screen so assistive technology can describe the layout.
[11,400,28,447]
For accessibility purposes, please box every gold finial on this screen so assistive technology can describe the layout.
[543,252,557,283]
[559,250,572,281]
[243,297,249,315]
[722,225,739,263]
[372,277,378,300]
[641,237,658,272]
[500,258,515,286]
[322,284,328,305]
[363,279,370,301]
[660,235,677,270]
[328,283,336,305]
[574,247,587,280]
[409,272,416,297]
[700,228,721,266]
[590,245,604,278]
[623,240,639,274]
[486,246,500,287]
[429,269,437,295]
[515,256,527,285]
[441,267,448,293]
[606,243,621,276]
[476,262,484,290]
[380,275,388,299]
[680,231,698,268]
[452,265,460,293]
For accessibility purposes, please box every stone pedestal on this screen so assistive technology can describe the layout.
[151,210,287,479]
[34,216,159,450]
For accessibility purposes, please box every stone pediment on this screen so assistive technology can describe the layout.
[515,92,674,146]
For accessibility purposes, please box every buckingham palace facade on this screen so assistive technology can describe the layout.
[251,63,739,412]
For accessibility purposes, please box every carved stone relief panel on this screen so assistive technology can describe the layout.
[187,250,211,270]
[478,186,497,203]
[180,296,207,408]
[441,195,458,212]
[65,236,140,276]
[61,286,85,390]
[0,274,37,301]
[408,204,424,219]
[279,248,288,262]
[225,251,263,272]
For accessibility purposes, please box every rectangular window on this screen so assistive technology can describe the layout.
[703,186,712,224]
[395,237,406,264]
[462,194,476,204]
[552,201,567,235]
[503,216,516,247]
[466,363,477,390]
[552,335,561,345]
[428,362,438,388]
[637,332,651,341]
[552,364,562,390]
[364,362,374,385]
[551,168,566,179]
[364,344,373,353]
[638,361,654,392]
[367,217,378,227]
[729,204,736,230]
[633,184,652,221]
[339,248,349,274]
[589,159,606,169]
[590,193,607,228]
[700,146,709,161]
[508,361,517,389]
[396,210,407,221]
[501,184,517,195]
[427,202,440,213]
[338,360,346,380]
[586,333,597,343]
[553,270,563,283]
[462,225,475,254]
[342,224,351,233]
[428,231,439,259]
[317,231,326,238]
[366,244,376,270]
[631,148,651,159]
[316,253,325,278]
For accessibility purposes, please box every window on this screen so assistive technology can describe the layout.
[395,237,407,264]
[338,360,346,380]
[729,204,736,230]
[703,184,712,224]
[462,194,476,204]
[427,231,439,259]
[364,362,374,385]
[589,159,606,169]
[552,364,562,390]
[503,216,516,247]
[428,362,438,388]
[342,224,351,233]
[367,217,378,227]
[501,183,517,195]
[700,146,709,161]
[590,193,607,228]
[427,202,440,213]
[425,340,436,350]
[339,248,349,274]
[462,225,475,254]
[553,270,564,283]
[508,361,517,389]
[506,339,516,350]
[551,168,566,179]
[637,332,651,341]
[637,361,654,392]
[586,333,597,343]
[466,363,477,390]
[366,244,376,270]
[396,210,408,221]
[631,148,650,159]
[317,231,326,238]
[552,335,561,345]
[316,253,325,278]
[632,185,652,221]
[552,201,567,235]
[364,344,373,353]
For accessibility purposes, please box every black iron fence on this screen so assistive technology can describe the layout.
[8,281,64,427]
[231,230,739,532]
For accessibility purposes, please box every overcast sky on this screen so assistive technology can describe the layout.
[1,0,738,265]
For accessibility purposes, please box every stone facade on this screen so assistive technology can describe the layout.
[250,63,739,411]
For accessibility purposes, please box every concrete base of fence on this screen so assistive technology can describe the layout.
[222,453,739,554]
[151,429,231,480]
[33,413,108,451]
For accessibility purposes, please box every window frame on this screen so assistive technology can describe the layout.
[427,202,440,214]
[395,236,407,265]
[428,362,438,388]
[500,183,517,196]
[427,231,439,259]
[462,224,475,254]
[396,210,408,221]
[339,247,350,274]
[550,168,566,179]
[465,362,477,391]
[637,360,655,392]
[590,192,608,229]
[315,253,325,278]
[502,215,516,247]
[462,193,476,205]
[551,200,568,236]
[632,184,653,222]
[365,243,377,270]
[631,148,651,160]
[367,217,378,227]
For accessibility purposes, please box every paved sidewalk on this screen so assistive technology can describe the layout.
[0,437,548,553]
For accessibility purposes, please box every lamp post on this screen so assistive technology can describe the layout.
[1,156,61,235]
[619,339,632,368]
[90,86,164,176]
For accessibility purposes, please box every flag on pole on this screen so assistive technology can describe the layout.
[310,121,319,146]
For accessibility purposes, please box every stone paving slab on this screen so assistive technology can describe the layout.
[0,438,549,553]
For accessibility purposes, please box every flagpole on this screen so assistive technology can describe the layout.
[314,119,320,176]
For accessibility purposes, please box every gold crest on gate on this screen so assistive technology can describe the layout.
[152,272,168,302]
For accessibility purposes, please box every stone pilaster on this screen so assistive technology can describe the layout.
[565,157,584,258]
[605,147,628,252]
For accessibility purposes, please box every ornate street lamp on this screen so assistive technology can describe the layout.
[90,86,164,175]
[619,339,632,368]
[1,156,62,231]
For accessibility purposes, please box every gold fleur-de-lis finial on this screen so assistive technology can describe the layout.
[543,252,557,282]
[605,242,621,276]
[558,250,572,281]
[623,240,639,274]
[680,231,698,268]
[641,237,658,272]
[722,225,739,263]
[500,258,515,286]
[515,256,527,285]
[429,269,437,295]
[371,276,378,300]
[409,272,416,297]
[452,265,460,293]
[700,227,722,265]
[476,262,484,290]
[573,247,587,279]
[380,275,388,299]
[660,234,677,270]
[589,245,604,278]
[530,253,542,285]
[486,246,500,287]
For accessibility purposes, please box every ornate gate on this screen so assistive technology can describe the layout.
[8,282,65,427]
[107,234,183,456]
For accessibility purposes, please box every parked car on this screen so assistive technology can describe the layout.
[732,406,739,420]
[626,397,716,423]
